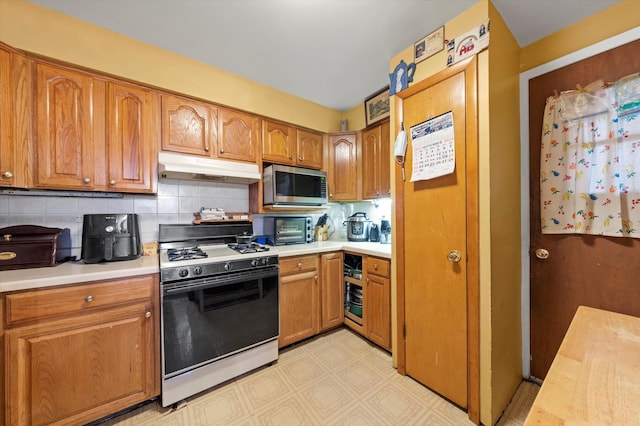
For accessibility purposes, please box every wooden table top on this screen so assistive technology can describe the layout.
[524,306,640,425]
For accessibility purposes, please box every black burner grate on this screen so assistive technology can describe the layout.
[228,242,270,254]
[167,247,208,261]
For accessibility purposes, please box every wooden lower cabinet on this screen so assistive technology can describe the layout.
[365,257,391,350]
[343,253,391,351]
[279,254,319,348]
[320,252,344,331]
[3,274,160,426]
[278,252,344,348]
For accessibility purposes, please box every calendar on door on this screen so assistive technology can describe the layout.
[409,111,455,181]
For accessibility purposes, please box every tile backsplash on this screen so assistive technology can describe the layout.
[0,179,249,257]
[0,179,392,258]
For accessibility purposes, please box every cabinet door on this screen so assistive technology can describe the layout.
[379,120,391,197]
[34,61,104,189]
[328,132,357,200]
[361,125,382,199]
[320,252,344,331]
[6,303,156,426]
[217,107,260,163]
[366,269,391,351]
[297,129,323,170]
[0,47,15,187]
[262,119,295,164]
[106,82,158,193]
[279,270,319,348]
[161,94,216,157]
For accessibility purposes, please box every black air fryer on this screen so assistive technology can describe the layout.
[81,214,142,263]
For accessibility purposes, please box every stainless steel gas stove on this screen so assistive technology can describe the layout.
[158,221,279,407]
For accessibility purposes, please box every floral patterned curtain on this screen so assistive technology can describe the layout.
[540,73,640,238]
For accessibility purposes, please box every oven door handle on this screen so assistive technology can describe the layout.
[162,266,279,295]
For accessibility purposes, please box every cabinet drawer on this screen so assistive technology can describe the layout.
[280,255,318,276]
[367,257,390,278]
[5,274,155,326]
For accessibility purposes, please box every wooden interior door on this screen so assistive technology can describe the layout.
[397,57,479,419]
[529,39,640,380]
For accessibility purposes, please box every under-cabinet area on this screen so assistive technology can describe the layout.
[343,252,391,351]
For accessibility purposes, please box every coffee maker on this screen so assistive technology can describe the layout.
[380,218,391,244]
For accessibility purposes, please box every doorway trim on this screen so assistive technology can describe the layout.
[395,56,480,424]
[518,27,640,378]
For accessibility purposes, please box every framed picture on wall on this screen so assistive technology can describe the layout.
[414,26,445,63]
[364,86,390,127]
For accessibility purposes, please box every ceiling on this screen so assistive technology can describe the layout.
[29,0,621,112]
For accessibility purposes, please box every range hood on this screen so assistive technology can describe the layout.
[158,152,261,184]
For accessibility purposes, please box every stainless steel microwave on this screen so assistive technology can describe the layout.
[263,164,328,206]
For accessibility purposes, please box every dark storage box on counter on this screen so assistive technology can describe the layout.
[0,225,72,271]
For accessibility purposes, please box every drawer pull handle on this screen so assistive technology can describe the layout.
[0,251,17,261]
[85,295,93,303]
[145,311,152,318]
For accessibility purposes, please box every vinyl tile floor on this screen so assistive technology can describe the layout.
[95,328,539,426]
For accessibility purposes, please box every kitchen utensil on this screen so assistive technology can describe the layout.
[235,232,255,244]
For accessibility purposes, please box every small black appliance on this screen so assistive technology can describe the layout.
[81,214,142,263]
[369,223,380,242]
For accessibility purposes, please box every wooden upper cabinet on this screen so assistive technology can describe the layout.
[106,82,158,193]
[217,107,260,163]
[33,61,104,190]
[161,94,217,157]
[0,46,17,187]
[262,119,295,164]
[361,120,390,199]
[327,132,358,200]
[380,120,391,197]
[297,129,323,170]
[263,120,323,170]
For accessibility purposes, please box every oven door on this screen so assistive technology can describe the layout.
[161,265,279,378]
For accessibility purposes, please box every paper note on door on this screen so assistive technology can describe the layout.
[409,111,455,181]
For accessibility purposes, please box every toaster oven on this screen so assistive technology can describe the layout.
[264,216,313,245]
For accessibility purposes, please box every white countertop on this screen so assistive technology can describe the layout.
[0,255,160,293]
[0,241,391,293]
[274,240,392,258]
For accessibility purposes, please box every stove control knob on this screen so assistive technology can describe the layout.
[251,258,260,267]
[178,268,189,278]
[224,262,232,271]
[262,257,269,265]
[193,266,203,275]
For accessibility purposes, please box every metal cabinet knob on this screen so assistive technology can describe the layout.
[289,155,293,160]
[447,250,462,263]
[205,145,209,152]
[85,295,93,302]
[83,177,91,184]
[297,262,303,269]
[2,171,12,179]
[109,179,116,185]
[145,311,152,318]
[535,248,550,259]
[219,148,225,153]
[299,157,303,161]
[373,263,378,270]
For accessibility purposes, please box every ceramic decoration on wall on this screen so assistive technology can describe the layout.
[389,60,416,96]
[446,20,490,67]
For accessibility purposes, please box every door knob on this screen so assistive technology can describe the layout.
[535,248,550,259]
[447,250,462,262]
